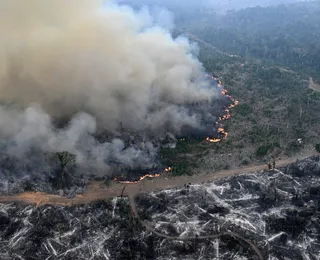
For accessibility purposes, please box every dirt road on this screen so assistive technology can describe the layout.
[309,77,320,92]
[0,152,315,206]
[0,153,314,260]
[177,29,239,58]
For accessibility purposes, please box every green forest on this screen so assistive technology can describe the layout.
[118,0,320,171]
[176,1,320,81]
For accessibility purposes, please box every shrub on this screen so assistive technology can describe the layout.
[241,158,250,165]
[236,104,253,116]
[256,142,281,157]
[256,145,269,156]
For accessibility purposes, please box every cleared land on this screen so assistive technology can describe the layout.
[309,77,320,92]
[0,151,315,207]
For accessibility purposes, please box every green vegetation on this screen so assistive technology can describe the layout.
[160,44,320,170]
[158,1,320,173]
[235,104,253,116]
[241,158,250,165]
[256,145,269,157]
[316,144,320,153]
[160,139,204,176]
[176,1,320,81]
[256,142,280,157]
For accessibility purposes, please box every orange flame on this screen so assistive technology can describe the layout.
[217,127,228,139]
[206,137,221,143]
[205,74,239,143]
[113,167,172,184]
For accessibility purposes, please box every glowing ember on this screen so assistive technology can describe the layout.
[114,167,172,184]
[114,75,238,184]
[206,137,221,143]
[219,113,231,121]
[218,127,228,139]
[205,75,239,143]
[221,89,228,95]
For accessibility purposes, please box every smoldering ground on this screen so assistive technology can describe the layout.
[0,0,225,189]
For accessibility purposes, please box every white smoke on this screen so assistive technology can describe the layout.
[0,0,218,174]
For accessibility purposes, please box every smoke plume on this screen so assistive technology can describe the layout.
[0,0,220,178]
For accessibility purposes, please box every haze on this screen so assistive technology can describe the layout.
[116,0,306,12]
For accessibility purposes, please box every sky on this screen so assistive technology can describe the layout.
[115,0,307,12]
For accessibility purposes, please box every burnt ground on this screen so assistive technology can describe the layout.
[0,156,320,259]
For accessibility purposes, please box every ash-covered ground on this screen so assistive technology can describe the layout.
[0,156,320,259]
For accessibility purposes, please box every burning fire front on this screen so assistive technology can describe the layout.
[114,75,238,184]
[205,75,239,143]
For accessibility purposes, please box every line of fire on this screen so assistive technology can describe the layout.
[113,167,172,184]
[205,74,239,143]
[114,75,238,184]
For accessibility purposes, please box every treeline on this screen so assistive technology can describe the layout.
[182,1,320,80]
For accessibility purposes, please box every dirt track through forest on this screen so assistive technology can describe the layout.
[177,29,239,58]
[0,31,316,260]
[309,77,320,92]
[0,152,315,207]
[0,145,315,260]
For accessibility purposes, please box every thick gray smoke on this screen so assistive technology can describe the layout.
[0,0,219,178]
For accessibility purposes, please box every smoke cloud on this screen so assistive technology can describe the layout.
[0,0,220,178]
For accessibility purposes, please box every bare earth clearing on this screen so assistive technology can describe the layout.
[309,77,320,92]
[0,151,315,207]
[0,152,316,260]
